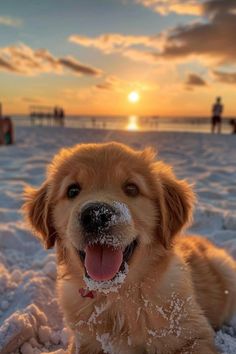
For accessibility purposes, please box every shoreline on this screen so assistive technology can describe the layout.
[10,116,234,135]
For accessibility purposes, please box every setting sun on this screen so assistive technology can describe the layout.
[128,91,140,104]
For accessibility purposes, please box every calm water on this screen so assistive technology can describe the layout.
[12,115,234,134]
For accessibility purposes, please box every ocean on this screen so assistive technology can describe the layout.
[11,115,234,134]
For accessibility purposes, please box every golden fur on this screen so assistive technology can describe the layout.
[23,142,236,354]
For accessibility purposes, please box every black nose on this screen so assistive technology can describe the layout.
[80,202,115,233]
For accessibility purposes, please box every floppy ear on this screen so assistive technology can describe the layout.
[156,166,195,249]
[23,182,57,249]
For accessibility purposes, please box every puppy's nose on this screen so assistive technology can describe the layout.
[80,202,115,233]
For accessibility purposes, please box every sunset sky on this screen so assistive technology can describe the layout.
[1,0,236,117]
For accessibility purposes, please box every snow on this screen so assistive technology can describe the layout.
[96,333,114,354]
[216,320,236,354]
[0,126,236,353]
[84,263,129,294]
[111,201,132,224]
[142,292,193,342]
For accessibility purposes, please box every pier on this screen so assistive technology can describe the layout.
[29,105,65,126]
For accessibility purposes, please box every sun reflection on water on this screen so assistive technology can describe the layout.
[127,115,139,131]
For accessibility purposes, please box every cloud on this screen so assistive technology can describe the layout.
[0,16,22,27]
[213,70,236,84]
[185,73,207,87]
[156,0,236,65]
[0,57,19,72]
[69,1,236,69]
[95,81,114,91]
[69,33,167,66]
[203,0,236,16]
[69,33,163,54]
[95,76,124,91]
[0,43,102,76]
[121,48,152,63]
[59,57,101,76]
[94,75,158,93]
[135,0,203,15]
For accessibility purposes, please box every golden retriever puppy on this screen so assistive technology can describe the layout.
[23,142,236,354]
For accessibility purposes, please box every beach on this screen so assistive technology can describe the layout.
[0,126,236,354]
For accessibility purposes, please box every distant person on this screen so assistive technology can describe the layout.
[0,117,4,145]
[54,106,58,118]
[53,106,59,126]
[59,107,65,127]
[211,97,223,134]
[91,117,96,128]
[230,119,236,134]
[3,117,14,144]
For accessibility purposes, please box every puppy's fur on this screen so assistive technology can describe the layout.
[23,142,236,354]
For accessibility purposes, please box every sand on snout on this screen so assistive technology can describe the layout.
[0,126,236,354]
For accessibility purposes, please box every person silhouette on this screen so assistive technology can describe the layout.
[3,117,14,144]
[0,117,4,145]
[230,119,236,134]
[211,97,223,134]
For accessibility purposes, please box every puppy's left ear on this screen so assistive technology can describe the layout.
[23,182,57,249]
[156,164,195,249]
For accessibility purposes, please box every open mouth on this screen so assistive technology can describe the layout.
[78,239,138,282]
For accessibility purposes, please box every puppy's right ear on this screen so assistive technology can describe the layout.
[23,183,57,249]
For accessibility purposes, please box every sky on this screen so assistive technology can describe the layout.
[0,0,236,117]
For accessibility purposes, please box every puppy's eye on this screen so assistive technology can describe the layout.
[67,184,81,199]
[123,183,140,197]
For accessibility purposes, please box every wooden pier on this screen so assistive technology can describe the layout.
[29,105,65,126]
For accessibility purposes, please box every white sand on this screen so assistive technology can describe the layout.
[0,126,236,354]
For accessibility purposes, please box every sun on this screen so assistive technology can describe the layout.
[128,91,140,104]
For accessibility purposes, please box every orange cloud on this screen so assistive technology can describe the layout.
[0,57,18,72]
[0,43,102,76]
[94,75,157,93]
[95,76,117,91]
[69,33,163,54]
[213,70,236,84]
[122,48,160,64]
[58,57,101,76]
[69,33,167,66]
[185,73,207,88]
[135,0,203,15]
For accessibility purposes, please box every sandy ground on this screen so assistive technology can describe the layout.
[0,126,236,354]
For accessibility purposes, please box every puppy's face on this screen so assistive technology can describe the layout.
[23,143,194,290]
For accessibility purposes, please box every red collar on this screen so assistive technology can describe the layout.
[79,288,96,299]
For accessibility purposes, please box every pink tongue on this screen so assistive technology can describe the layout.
[85,245,123,281]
